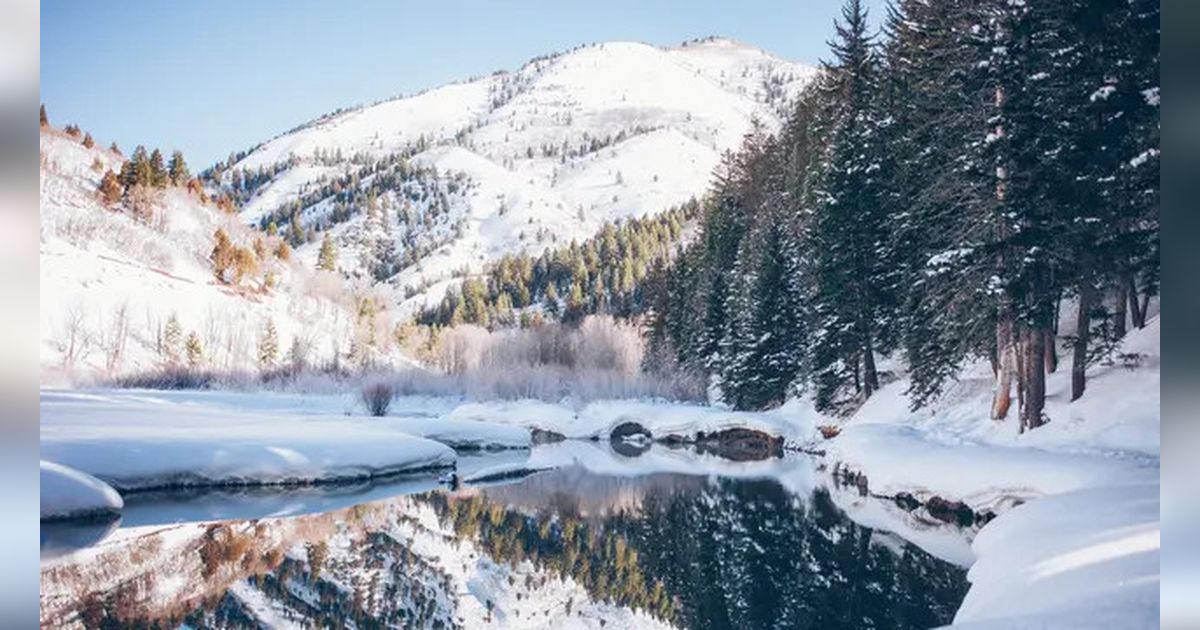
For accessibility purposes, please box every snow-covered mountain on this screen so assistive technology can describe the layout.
[39,128,407,379]
[218,37,816,314]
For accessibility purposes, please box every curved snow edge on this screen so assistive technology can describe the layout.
[40,460,124,521]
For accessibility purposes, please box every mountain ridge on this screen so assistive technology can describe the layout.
[205,37,816,315]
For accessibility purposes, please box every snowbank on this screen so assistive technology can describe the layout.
[826,423,1157,513]
[41,390,456,491]
[40,460,123,520]
[950,483,1159,629]
[445,397,821,446]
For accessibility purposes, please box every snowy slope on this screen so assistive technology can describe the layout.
[39,128,412,379]
[222,37,815,314]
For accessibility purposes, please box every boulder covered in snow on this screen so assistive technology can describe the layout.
[40,460,123,520]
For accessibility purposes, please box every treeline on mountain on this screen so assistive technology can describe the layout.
[417,200,698,328]
[646,0,1159,422]
[240,153,465,280]
[42,104,207,215]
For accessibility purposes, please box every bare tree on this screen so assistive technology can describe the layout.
[98,302,131,373]
[56,306,93,368]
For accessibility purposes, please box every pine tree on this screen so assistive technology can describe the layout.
[885,0,996,409]
[82,132,95,149]
[211,228,235,282]
[805,0,894,408]
[258,319,279,370]
[149,148,169,188]
[99,169,123,206]
[39,103,48,127]
[185,332,204,368]
[168,150,190,186]
[317,233,338,271]
[162,313,183,366]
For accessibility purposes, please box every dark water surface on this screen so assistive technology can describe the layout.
[40,448,970,629]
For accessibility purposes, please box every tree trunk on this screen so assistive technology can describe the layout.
[1072,279,1094,401]
[862,334,878,398]
[1123,274,1142,328]
[1022,325,1047,432]
[1044,328,1057,374]
[1113,276,1128,340]
[1137,288,1151,329]
[991,314,1016,420]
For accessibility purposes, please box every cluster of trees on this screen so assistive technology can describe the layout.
[210,227,289,288]
[419,200,697,327]
[250,153,464,274]
[40,105,196,210]
[98,144,192,207]
[648,0,1159,424]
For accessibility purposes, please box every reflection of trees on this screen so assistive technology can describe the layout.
[46,477,967,630]
[620,480,969,630]
[433,493,677,623]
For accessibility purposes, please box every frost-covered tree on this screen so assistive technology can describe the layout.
[317,233,338,271]
[185,331,204,368]
[162,313,183,366]
[258,319,279,370]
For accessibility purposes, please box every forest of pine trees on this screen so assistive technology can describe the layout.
[647,0,1159,423]
[418,200,698,328]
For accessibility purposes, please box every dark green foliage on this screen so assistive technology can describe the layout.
[418,201,699,327]
[649,0,1159,416]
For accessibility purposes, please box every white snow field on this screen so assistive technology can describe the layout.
[40,460,124,520]
[225,38,815,314]
[40,390,457,491]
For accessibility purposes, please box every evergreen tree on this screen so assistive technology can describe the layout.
[211,228,235,282]
[258,319,279,370]
[185,331,204,369]
[162,313,183,366]
[168,150,190,186]
[805,0,894,408]
[99,170,123,206]
[317,233,338,271]
[149,148,169,188]
[39,103,48,127]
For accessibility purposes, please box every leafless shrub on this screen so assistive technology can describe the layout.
[97,302,131,373]
[56,305,92,368]
[359,380,396,416]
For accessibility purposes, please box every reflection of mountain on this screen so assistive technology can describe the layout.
[40,467,966,629]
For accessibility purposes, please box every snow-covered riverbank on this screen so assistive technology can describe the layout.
[823,318,1161,627]
[39,318,1160,627]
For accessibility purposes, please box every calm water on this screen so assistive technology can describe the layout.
[40,446,971,629]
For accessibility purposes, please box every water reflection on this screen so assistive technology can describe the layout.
[40,449,970,629]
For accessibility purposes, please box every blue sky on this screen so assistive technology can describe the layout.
[41,0,885,168]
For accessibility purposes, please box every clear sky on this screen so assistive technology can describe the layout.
[41,0,885,168]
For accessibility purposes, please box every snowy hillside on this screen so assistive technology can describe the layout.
[39,128,410,379]
[214,37,815,314]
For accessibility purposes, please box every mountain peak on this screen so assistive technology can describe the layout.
[207,38,815,314]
